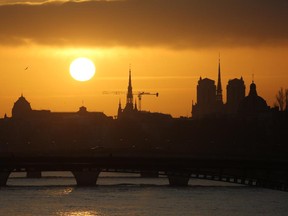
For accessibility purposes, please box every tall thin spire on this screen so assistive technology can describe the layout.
[125,66,134,111]
[216,55,223,103]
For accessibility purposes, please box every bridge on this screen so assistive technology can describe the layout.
[1,155,288,191]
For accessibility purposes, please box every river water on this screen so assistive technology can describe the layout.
[0,172,288,216]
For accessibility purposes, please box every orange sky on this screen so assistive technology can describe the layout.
[0,0,287,118]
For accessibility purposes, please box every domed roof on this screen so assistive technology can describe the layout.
[14,95,31,106]
[12,95,32,118]
[238,81,268,115]
[78,106,88,115]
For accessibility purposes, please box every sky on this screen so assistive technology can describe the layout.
[0,0,287,117]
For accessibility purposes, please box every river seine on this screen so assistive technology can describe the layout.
[0,172,288,216]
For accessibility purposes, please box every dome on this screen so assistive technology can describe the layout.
[12,95,32,118]
[78,106,88,115]
[238,82,268,115]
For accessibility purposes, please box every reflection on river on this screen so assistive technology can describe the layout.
[0,172,288,216]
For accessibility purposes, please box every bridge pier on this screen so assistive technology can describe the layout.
[0,171,11,186]
[72,169,101,186]
[167,172,191,187]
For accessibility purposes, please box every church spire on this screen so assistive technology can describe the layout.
[128,65,132,90]
[125,66,134,111]
[216,55,223,103]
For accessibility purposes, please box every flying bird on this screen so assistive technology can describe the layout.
[24,67,28,70]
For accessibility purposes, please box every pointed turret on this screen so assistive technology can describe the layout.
[117,99,122,118]
[134,99,138,111]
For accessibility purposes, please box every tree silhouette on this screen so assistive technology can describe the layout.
[276,87,288,111]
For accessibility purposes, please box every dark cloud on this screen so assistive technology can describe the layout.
[0,0,287,48]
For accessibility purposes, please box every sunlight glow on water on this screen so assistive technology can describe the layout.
[1,173,288,216]
[57,211,101,216]
[50,187,74,196]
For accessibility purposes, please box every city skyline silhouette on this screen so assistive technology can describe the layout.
[1,2,288,215]
[0,65,287,190]
[0,64,283,120]
[0,0,287,118]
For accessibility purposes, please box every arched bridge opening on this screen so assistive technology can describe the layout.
[0,157,287,191]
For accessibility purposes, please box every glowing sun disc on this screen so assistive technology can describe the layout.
[69,57,96,81]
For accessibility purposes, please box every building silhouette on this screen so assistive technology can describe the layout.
[226,77,246,114]
[192,77,216,118]
[215,58,224,114]
[216,58,223,105]
[117,68,139,118]
[11,94,107,121]
[192,59,224,118]
[12,94,33,119]
[238,81,269,115]
[0,63,286,165]
[192,59,269,118]
[124,68,134,113]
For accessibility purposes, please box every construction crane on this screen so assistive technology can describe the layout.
[137,92,159,111]
[103,91,159,111]
[102,91,126,95]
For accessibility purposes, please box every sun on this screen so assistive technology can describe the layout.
[69,57,96,81]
